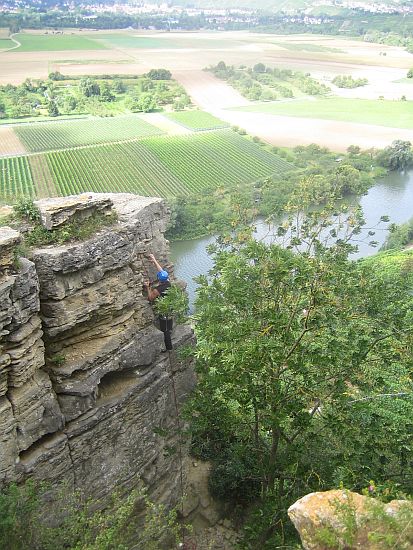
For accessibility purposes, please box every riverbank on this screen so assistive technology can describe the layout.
[171,168,413,306]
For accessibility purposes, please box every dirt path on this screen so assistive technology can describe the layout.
[0,127,27,157]
[28,154,58,198]
[143,113,191,135]
[174,70,251,110]
[175,70,413,152]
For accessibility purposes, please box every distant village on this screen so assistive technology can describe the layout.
[1,0,413,17]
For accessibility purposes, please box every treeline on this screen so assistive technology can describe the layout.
[332,75,368,88]
[0,70,190,119]
[166,142,385,241]
[206,61,329,102]
[0,11,245,32]
[2,9,413,40]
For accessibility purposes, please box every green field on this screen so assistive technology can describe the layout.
[0,130,292,200]
[231,98,413,129]
[165,111,229,131]
[15,115,163,152]
[11,33,106,52]
[0,38,13,50]
[95,34,235,50]
[272,42,343,53]
[0,157,35,198]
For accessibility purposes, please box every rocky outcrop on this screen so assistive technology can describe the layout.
[0,193,196,509]
[288,489,413,549]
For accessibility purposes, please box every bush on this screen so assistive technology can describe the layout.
[147,69,172,80]
[0,479,183,550]
[13,198,40,222]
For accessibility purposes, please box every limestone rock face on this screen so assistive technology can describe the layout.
[0,193,196,509]
[35,194,113,230]
[288,489,413,550]
[0,227,20,273]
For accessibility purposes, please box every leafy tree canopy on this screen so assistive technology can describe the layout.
[188,193,413,547]
[377,140,413,171]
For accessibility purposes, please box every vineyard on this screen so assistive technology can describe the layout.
[0,130,293,200]
[165,110,229,131]
[0,156,35,199]
[14,115,163,153]
[140,131,292,192]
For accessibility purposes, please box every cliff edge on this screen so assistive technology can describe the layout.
[0,193,196,508]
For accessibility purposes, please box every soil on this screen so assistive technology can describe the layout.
[174,69,413,152]
[0,127,27,156]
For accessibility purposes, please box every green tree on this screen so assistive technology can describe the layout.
[99,82,115,102]
[253,63,266,73]
[137,93,157,113]
[147,68,172,80]
[112,79,126,93]
[377,140,413,170]
[79,78,100,98]
[189,197,413,547]
[407,68,413,78]
[48,71,65,81]
[47,101,59,117]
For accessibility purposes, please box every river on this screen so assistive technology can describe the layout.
[170,170,413,307]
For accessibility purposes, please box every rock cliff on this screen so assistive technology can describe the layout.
[0,193,196,508]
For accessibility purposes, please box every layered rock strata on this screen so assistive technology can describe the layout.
[0,193,196,508]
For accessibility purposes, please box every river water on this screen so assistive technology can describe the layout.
[170,170,413,307]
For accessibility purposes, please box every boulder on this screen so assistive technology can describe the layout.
[288,489,413,550]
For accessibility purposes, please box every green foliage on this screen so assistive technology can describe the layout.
[315,492,413,549]
[13,197,40,222]
[332,75,368,88]
[79,77,101,98]
[48,71,65,81]
[49,353,66,366]
[0,73,187,122]
[146,68,172,80]
[208,62,330,102]
[408,68,413,79]
[382,218,413,250]
[23,211,118,248]
[377,140,413,171]
[0,479,182,550]
[189,195,413,547]
[136,92,157,113]
[47,101,59,117]
[153,285,189,323]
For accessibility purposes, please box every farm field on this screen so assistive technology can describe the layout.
[140,130,291,190]
[95,34,241,51]
[0,157,35,198]
[1,30,413,150]
[0,130,293,201]
[10,33,106,52]
[0,38,13,50]
[230,98,413,129]
[14,115,164,153]
[165,111,229,131]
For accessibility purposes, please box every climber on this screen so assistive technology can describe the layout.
[144,253,171,301]
[144,253,173,351]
